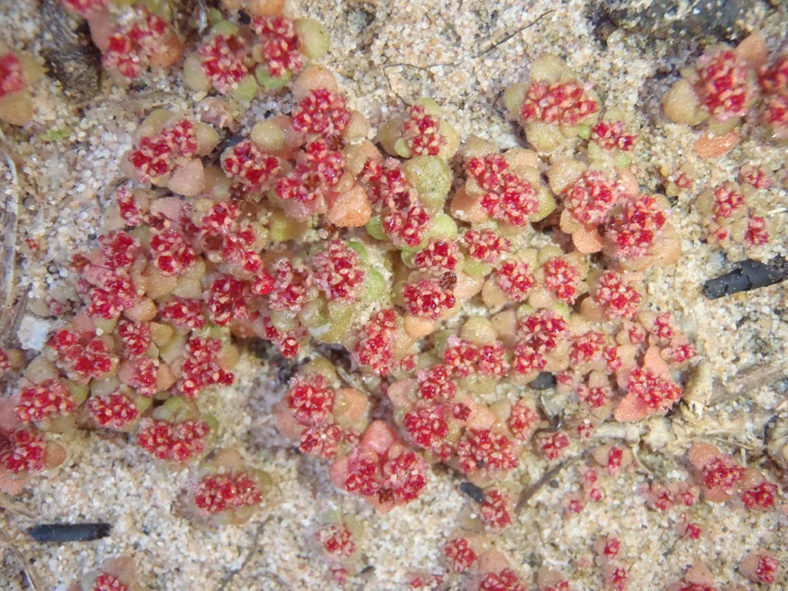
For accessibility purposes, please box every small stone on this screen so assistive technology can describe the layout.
[17,315,52,351]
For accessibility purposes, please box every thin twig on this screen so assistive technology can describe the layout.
[334,364,374,397]
[0,133,20,312]
[0,135,19,184]
[629,443,655,477]
[710,364,788,408]
[710,435,761,454]
[380,9,555,105]
[0,527,43,590]
[381,64,422,106]
[475,10,555,57]
[1,286,29,348]
[382,61,454,71]
[215,518,269,591]
[0,492,37,519]
[516,450,589,513]
[196,0,208,33]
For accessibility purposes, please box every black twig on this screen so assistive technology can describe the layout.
[27,522,111,543]
[703,256,788,299]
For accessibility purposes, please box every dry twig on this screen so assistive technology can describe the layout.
[516,450,590,513]
[0,526,42,591]
[710,364,788,407]
[0,133,20,313]
[215,518,270,591]
[380,9,554,104]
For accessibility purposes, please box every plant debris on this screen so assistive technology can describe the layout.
[27,522,111,543]
[703,256,788,299]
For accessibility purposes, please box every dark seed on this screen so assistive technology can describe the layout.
[529,371,556,390]
[460,480,486,503]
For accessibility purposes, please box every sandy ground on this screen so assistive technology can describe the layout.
[0,1,786,590]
